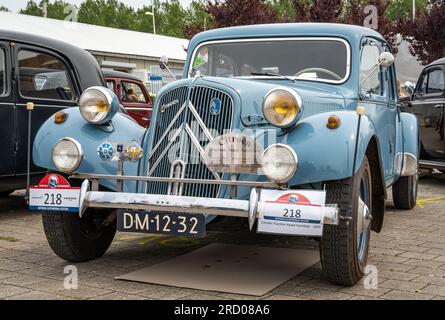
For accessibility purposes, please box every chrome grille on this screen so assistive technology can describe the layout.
[146,85,234,198]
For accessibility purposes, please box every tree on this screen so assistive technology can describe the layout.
[0,5,10,12]
[183,0,212,38]
[398,0,445,65]
[20,0,74,19]
[78,0,137,30]
[292,0,344,23]
[386,0,427,21]
[269,0,297,21]
[20,0,42,16]
[206,0,278,28]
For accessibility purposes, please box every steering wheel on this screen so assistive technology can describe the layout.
[294,68,342,81]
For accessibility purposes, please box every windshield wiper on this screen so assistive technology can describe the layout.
[250,72,295,82]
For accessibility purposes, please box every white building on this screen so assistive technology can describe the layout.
[0,12,189,93]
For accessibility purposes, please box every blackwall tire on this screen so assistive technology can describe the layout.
[42,208,116,262]
[392,174,418,210]
[320,156,372,286]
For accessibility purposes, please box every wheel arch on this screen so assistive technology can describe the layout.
[365,135,386,233]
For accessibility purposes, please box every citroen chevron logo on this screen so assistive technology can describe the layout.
[209,98,221,116]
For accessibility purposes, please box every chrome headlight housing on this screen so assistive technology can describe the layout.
[261,144,298,183]
[51,137,83,173]
[263,88,302,128]
[79,86,119,124]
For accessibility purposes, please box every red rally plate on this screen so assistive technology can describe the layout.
[29,174,80,212]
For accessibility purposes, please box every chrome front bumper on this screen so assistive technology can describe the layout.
[79,180,339,231]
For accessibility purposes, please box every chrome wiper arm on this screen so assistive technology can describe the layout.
[250,72,295,82]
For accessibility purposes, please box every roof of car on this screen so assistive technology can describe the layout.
[429,57,445,67]
[102,69,143,82]
[0,29,105,90]
[189,23,385,48]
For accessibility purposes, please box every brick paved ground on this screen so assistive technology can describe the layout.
[1,172,445,300]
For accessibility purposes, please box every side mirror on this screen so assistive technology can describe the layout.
[158,55,177,80]
[404,81,416,96]
[379,52,395,68]
[361,52,395,88]
[159,55,169,70]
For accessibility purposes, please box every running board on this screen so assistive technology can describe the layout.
[419,160,445,170]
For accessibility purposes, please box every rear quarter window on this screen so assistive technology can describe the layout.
[18,50,75,101]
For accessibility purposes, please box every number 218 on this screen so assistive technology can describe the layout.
[283,208,301,218]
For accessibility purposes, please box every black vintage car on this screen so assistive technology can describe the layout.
[408,58,445,171]
[0,30,105,195]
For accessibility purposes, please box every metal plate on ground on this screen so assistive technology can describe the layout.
[116,243,319,296]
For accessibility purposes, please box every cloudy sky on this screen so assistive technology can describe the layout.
[1,0,194,13]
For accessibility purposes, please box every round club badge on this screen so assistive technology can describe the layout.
[48,175,59,189]
[97,142,114,161]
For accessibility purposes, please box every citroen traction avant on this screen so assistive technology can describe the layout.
[31,23,419,286]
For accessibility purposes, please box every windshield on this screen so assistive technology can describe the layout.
[189,38,350,84]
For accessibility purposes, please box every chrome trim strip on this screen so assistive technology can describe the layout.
[147,126,182,176]
[185,123,220,180]
[71,173,281,188]
[148,101,187,159]
[188,37,352,85]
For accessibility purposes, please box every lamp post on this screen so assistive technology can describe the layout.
[145,2,156,35]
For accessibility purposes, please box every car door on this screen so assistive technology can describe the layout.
[386,49,403,177]
[411,66,445,159]
[119,80,152,127]
[13,44,79,176]
[359,39,393,182]
[0,41,14,177]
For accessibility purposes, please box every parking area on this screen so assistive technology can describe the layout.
[1,173,445,300]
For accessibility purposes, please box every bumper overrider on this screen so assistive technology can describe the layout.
[74,174,339,234]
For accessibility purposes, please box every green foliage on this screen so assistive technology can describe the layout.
[77,0,138,30]
[386,0,427,20]
[20,0,73,19]
[0,5,10,12]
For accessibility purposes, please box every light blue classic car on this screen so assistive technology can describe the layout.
[32,23,419,286]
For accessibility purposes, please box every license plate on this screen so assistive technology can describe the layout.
[29,187,80,212]
[117,210,206,237]
[257,190,326,237]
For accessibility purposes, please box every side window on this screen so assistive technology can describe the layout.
[418,72,428,95]
[427,69,444,94]
[360,43,383,97]
[121,81,147,103]
[106,80,114,91]
[0,48,6,96]
[18,50,74,101]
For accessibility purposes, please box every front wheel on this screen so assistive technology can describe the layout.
[42,208,116,262]
[320,156,372,286]
[392,173,418,210]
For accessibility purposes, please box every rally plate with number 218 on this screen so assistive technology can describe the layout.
[117,210,206,237]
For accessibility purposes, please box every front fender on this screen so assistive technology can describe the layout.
[275,111,378,186]
[33,108,146,192]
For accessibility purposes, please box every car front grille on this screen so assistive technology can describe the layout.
[145,85,234,198]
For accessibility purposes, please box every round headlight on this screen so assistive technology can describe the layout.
[52,138,83,173]
[263,88,302,128]
[79,86,117,124]
[261,144,298,183]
